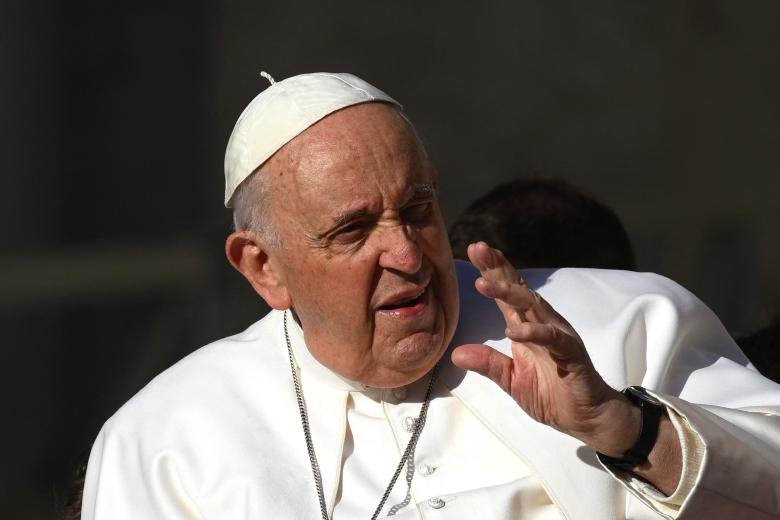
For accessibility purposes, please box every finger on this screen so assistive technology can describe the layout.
[468,242,529,324]
[475,272,563,330]
[505,322,585,366]
[476,270,572,331]
[467,242,521,285]
[451,344,513,393]
[475,276,538,314]
[474,276,528,329]
[468,242,549,320]
[468,242,575,332]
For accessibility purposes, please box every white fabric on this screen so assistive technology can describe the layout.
[81,262,780,519]
[605,407,705,516]
[290,319,560,518]
[223,72,399,207]
[290,316,703,519]
[341,384,562,519]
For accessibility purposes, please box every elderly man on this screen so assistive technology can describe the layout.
[82,73,780,519]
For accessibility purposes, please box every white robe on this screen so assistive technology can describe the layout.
[288,310,700,519]
[81,262,780,519]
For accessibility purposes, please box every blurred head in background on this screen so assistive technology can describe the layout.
[449,178,636,271]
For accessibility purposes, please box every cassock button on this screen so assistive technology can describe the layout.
[419,464,435,477]
[428,497,445,509]
[403,416,417,433]
[392,387,407,400]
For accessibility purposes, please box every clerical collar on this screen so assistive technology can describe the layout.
[286,310,369,392]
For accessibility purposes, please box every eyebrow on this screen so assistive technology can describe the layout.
[307,207,369,242]
[410,183,434,201]
[309,183,436,242]
[332,207,369,230]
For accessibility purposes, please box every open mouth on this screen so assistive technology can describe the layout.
[379,287,427,311]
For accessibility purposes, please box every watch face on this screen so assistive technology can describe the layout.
[626,386,663,407]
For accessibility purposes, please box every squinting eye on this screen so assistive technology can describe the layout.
[403,202,432,222]
[333,222,369,243]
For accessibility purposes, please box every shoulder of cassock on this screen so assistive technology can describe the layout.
[82,309,325,519]
[81,261,780,520]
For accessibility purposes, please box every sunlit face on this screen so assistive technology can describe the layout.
[265,103,459,388]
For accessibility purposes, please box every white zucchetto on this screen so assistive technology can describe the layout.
[223,72,400,207]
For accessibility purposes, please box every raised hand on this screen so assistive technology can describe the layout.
[451,242,681,493]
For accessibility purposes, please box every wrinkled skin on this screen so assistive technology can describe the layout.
[226,103,681,494]
[451,242,682,494]
[230,103,459,388]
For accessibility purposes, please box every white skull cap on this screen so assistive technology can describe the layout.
[223,72,401,207]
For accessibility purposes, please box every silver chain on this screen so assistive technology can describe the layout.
[284,311,438,520]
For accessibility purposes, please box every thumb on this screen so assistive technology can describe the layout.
[451,344,513,393]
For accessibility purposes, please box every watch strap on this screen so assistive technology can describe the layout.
[596,386,664,471]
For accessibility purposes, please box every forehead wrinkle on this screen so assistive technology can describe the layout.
[335,181,433,223]
[330,207,369,230]
[262,147,327,238]
[310,180,435,239]
[303,105,425,181]
[271,104,433,234]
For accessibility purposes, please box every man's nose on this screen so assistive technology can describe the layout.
[378,224,422,274]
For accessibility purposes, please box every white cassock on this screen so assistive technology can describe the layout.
[81,262,780,519]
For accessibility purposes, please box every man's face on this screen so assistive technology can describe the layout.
[264,103,459,388]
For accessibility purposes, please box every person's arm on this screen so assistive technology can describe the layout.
[452,242,682,491]
[452,241,780,518]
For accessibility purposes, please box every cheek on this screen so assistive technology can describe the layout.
[420,227,455,280]
[419,212,451,249]
[305,258,377,323]
[428,238,459,334]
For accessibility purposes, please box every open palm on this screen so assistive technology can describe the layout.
[452,242,628,446]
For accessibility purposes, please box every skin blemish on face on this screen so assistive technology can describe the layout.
[260,103,459,387]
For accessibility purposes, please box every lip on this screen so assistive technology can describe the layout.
[376,281,431,318]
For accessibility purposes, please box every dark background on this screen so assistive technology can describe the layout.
[2,1,779,518]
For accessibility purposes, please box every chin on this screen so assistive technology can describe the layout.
[375,333,447,388]
[370,366,437,389]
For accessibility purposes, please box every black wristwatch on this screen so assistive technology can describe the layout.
[596,386,664,471]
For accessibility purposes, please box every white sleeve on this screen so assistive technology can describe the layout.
[602,405,705,518]
[563,270,780,519]
[454,264,780,519]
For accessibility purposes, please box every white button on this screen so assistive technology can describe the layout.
[403,416,417,433]
[418,464,435,477]
[428,497,445,509]
[392,387,407,400]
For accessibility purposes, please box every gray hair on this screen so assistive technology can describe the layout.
[231,167,280,249]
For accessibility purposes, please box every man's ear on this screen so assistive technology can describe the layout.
[225,231,291,310]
